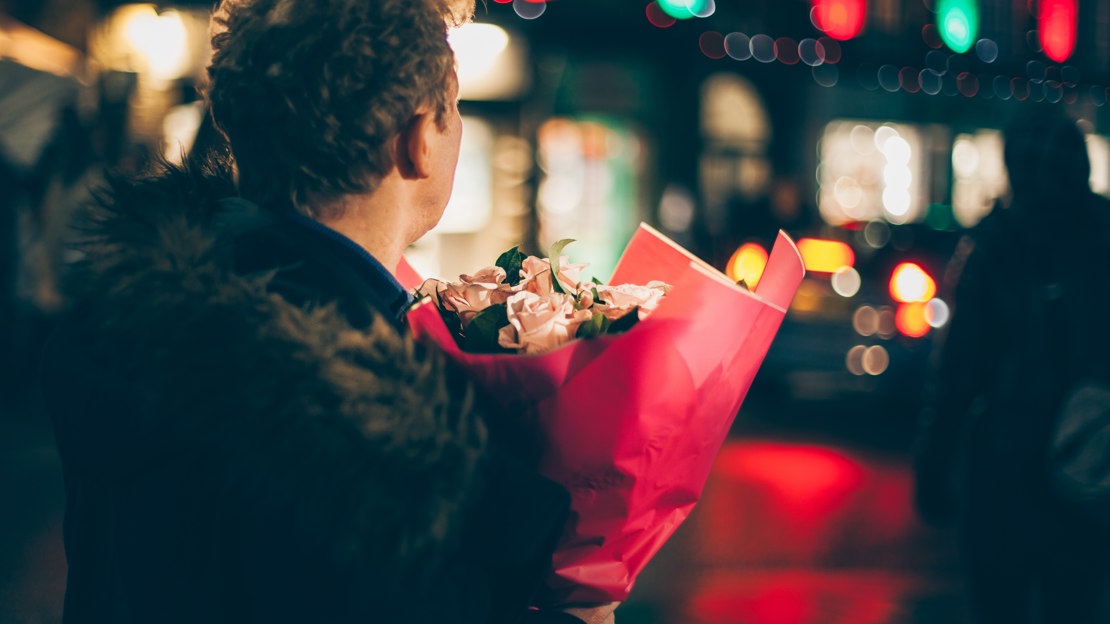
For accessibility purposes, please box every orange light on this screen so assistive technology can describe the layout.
[889,262,936,303]
[895,301,930,338]
[726,242,769,288]
[796,238,855,274]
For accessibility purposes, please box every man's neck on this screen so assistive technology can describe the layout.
[317,183,411,276]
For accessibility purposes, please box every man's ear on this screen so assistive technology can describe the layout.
[398,112,437,180]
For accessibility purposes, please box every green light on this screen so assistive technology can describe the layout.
[655,0,711,20]
[937,0,979,54]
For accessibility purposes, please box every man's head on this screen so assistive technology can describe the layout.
[1003,107,1091,201]
[206,0,472,219]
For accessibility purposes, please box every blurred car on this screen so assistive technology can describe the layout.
[741,221,965,411]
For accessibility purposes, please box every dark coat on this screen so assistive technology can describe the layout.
[40,158,577,624]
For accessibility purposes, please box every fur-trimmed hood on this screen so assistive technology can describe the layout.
[41,156,488,598]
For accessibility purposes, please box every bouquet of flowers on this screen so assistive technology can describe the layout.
[398,223,804,605]
[412,239,673,356]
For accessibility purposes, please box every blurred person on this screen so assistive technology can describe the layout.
[0,6,97,407]
[39,0,613,622]
[914,108,1110,623]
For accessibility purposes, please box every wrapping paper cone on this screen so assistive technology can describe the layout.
[402,224,804,604]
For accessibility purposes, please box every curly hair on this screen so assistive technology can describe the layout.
[207,0,470,218]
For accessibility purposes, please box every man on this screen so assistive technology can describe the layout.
[914,109,1110,623]
[40,0,605,621]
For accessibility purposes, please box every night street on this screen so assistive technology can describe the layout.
[1,390,968,624]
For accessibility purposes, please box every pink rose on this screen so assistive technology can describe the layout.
[497,291,593,355]
[516,256,589,296]
[439,280,512,327]
[594,281,670,321]
[459,266,507,286]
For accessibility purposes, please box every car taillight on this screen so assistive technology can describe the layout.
[889,262,935,303]
[726,243,768,288]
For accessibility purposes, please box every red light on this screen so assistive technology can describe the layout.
[895,301,931,338]
[811,0,866,41]
[889,262,936,303]
[1039,0,1077,62]
[644,2,676,28]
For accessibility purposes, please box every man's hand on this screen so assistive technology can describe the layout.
[560,602,618,624]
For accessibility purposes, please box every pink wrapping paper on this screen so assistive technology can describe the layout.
[401,224,804,605]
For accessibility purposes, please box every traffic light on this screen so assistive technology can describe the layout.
[936,0,979,54]
[1039,0,1077,62]
[811,0,866,41]
[655,0,712,20]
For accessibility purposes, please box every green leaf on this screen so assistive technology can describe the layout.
[547,239,576,294]
[608,307,640,334]
[461,303,513,353]
[576,312,610,339]
[591,277,603,285]
[495,246,526,287]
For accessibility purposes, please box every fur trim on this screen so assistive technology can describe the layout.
[51,156,487,587]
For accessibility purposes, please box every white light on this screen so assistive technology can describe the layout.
[436,116,494,233]
[925,298,951,328]
[883,164,912,189]
[850,125,875,154]
[882,187,911,217]
[952,137,981,178]
[449,23,510,86]
[881,136,912,165]
[513,0,546,19]
[833,176,863,210]
[874,126,899,150]
[831,266,862,297]
[123,7,189,81]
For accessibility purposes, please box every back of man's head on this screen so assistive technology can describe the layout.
[1003,107,1091,202]
[206,0,472,218]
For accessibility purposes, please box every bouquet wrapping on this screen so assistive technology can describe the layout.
[399,223,804,604]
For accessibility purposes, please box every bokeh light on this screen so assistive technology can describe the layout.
[862,345,890,375]
[796,238,855,273]
[656,0,710,20]
[513,0,546,19]
[846,345,867,375]
[936,0,979,54]
[921,24,944,49]
[811,0,867,40]
[899,67,921,93]
[1039,0,1077,62]
[920,69,943,95]
[895,302,930,338]
[831,266,862,297]
[699,31,727,59]
[878,65,900,92]
[957,72,979,97]
[724,33,753,60]
[645,2,677,28]
[726,243,769,288]
[924,298,950,328]
[799,38,823,66]
[853,306,879,336]
[751,34,776,63]
[775,38,800,65]
[975,38,999,63]
[889,262,936,303]
[813,65,839,87]
[818,37,842,63]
